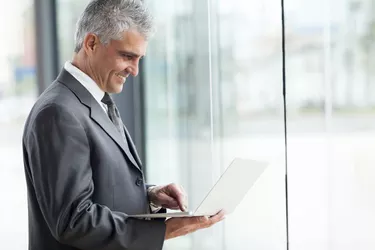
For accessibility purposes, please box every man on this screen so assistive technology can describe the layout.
[22,0,225,249]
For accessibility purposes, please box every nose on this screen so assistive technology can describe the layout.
[127,60,139,77]
[131,66,139,77]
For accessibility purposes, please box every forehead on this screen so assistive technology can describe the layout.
[109,30,148,56]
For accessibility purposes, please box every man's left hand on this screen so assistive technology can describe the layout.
[148,183,187,211]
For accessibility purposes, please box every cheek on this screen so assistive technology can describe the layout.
[93,55,110,75]
[115,58,131,71]
[101,59,117,78]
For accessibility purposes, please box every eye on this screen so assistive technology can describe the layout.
[120,53,133,60]
[125,55,133,60]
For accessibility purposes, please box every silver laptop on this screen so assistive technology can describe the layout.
[128,158,268,218]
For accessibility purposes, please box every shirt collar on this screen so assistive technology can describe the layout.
[64,61,105,105]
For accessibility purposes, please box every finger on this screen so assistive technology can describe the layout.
[214,209,226,217]
[163,200,180,209]
[177,195,187,212]
[194,216,215,230]
[169,190,186,211]
[172,216,202,228]
[217,210,227,219]
[178,185,189,211]
[159,194,179,209]
[186,216,208,229]
[169,184,188,211]
[195,216,209,224]
[209,210,226,224]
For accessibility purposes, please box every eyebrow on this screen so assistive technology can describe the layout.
[117,50,144,58]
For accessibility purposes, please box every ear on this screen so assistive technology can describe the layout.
[83,33,100,55]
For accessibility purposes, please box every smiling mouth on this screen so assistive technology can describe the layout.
[115,73,126,82]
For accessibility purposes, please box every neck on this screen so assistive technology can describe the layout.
[71,53,105,92]
[71,53,90,77]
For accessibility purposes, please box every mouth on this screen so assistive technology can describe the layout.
[115,73,127,82]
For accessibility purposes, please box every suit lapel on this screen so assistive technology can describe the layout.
[56,69,142,173]
[90,104,141,171]
[123,125,143,168]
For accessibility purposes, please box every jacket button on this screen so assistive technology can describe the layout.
[135,177,143,186]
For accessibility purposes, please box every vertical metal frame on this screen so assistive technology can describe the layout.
[34,0,59,95]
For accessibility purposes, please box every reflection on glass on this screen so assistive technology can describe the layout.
[0,1,37,249]
[286,0,375,249]
[57,0,91,66]
[144,0,286,249]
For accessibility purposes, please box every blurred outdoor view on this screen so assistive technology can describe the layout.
[144,0,375,249]
[0,0,374,249]
[0,0,36,249]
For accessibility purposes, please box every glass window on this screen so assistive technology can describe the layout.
[144,0,286,249]
[0,1,37,249]
[285,0,375,249]
[51,0,375,249]
[57,0,91,66]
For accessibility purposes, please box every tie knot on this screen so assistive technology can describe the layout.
[101,93,114,106]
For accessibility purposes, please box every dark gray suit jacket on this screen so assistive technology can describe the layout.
[22,69,166,250]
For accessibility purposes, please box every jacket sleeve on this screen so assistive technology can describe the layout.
[25,104,166,250]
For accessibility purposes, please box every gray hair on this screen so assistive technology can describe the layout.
[74,0,154,52]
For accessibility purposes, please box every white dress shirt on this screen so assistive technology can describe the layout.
[64,61,108,113]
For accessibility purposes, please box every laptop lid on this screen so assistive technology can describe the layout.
[128,158,268,218]
[193,158,268,216]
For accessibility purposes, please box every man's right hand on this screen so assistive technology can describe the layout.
[164,210,226,240]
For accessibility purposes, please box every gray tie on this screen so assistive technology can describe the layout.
[102,93,149,214]
[101,93,127,142]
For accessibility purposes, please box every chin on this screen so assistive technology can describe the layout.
[110,84,124,94]
[108,77,125,93]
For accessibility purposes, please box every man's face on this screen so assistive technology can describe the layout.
[88,30,148,94]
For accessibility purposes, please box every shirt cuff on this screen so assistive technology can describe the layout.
[147,186,162,213]
[150,203,162,213]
